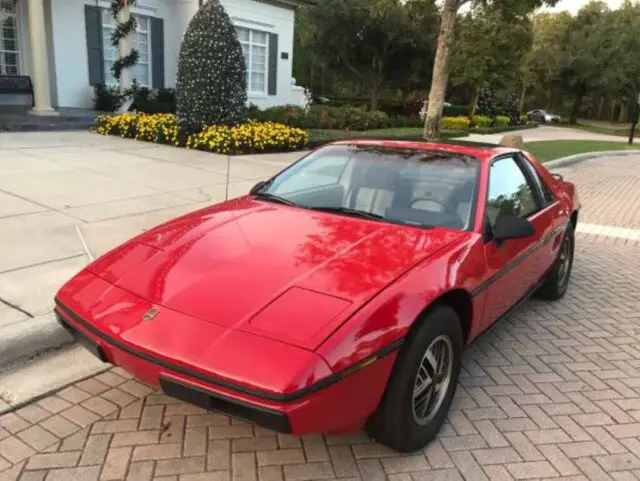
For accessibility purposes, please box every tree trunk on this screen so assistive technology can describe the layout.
[610,99,616,123]
[597,96,604,120]
[423,0,458,139]
[569,87,585,124]
[470,88,480,117]
[618,99,627,123]
[629,100,639,145]
[519,83,527,112]
[370,87,380,111]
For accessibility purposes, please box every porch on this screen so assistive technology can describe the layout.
[1,0,57,115]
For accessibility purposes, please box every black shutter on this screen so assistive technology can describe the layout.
[85,5,104,85]
[268,33,278,96]
[151,17,165,89]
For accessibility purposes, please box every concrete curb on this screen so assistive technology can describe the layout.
[0,312,74,368]
[545,149,640,170]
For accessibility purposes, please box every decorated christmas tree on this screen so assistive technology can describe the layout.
[176,0,248,130]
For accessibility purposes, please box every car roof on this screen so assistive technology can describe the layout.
[329,139,521,163]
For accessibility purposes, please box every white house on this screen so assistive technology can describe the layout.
[0,0,310,113]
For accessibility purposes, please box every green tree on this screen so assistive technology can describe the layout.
[423,0,558,139]
[521,12,572,111]
[557,1,613,123]
[450,6,532,113]
[176,0,247,130]
[601,0,640,142]
[300,0,438,109]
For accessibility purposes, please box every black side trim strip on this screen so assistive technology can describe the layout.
[470,224,567,297]
[468,279,543,346]
[54,300,404,403]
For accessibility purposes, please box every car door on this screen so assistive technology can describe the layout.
[519,154,565,281]
[481,155,552,326]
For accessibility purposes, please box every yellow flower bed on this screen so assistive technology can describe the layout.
[441,116,471,129]
[187,121,308,154]
[91,113,309,154]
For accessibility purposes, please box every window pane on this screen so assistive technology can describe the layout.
[252,31,267,45]
[136,16,148,31]
[487,157,540,226]
[2,39,16,51]
[236,27,250,42]
[2,27,15,40]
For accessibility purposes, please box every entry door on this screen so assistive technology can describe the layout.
[481,155,547,325]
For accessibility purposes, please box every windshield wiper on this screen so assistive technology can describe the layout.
[253,192,297,207]
[309,206,384,221]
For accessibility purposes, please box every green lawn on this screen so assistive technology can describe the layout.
[525,140,640,162]
[557,121,630,137]
[308,127,468,146]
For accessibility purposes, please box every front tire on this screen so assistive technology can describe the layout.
[536,223,575,300]
[366,305,463,453]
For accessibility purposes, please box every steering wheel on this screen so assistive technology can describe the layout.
[410,197,459,217]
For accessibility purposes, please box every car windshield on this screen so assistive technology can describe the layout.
[256,144,480,230]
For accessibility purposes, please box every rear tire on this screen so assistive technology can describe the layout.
[366,305,463,453]
[536,224,575,301]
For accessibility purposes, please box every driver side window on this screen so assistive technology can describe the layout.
[487,157,541,228]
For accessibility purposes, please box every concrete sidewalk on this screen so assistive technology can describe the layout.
[466,125,628,144]
[0,131,306,374]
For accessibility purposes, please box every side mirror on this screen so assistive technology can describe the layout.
[493,215,535,242]
[552,173,564,182]
[250,181,267,194]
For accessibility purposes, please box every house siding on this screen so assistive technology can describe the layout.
[7,0,303,109]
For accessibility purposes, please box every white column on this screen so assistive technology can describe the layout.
[118,5,133,90]
[27,0,57,116]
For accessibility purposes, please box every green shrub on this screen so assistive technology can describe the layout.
[253,105,391,130]
[472,115,492,128]
[495,115,510,127]
[443,104,470,117]
[259,105,306,125]
[132,87,177,114]
[442,116,471,129]
[520,114,528,123]
[93,84,122,112]
[388,115,423,128]
[176,0,247,130]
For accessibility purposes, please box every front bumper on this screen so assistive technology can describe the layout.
[55,302,397,435]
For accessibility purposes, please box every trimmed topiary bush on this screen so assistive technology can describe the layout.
[176,0,247,130]
[495,115,510,128]
[442,116,471,129]
[502,93,521,126]
[476,88,497,119]
[472,115,492,128]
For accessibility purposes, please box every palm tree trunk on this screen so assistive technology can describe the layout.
[423,0,458,139]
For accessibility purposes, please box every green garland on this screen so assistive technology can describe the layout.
[110,0,139,82]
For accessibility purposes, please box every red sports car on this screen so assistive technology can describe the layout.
[55,140,580,452]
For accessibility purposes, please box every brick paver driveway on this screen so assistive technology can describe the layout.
[1,154,640,481]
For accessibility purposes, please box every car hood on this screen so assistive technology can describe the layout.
[85,197,465,349]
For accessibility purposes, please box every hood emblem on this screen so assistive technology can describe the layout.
[143,308,159,321]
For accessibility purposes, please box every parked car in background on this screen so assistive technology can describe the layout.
[527,109,561,123]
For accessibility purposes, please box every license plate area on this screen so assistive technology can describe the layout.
[56,312,109,363]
